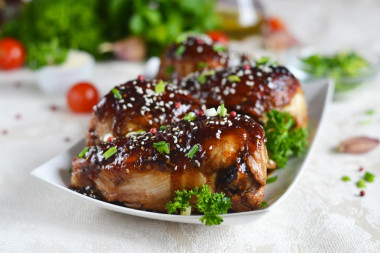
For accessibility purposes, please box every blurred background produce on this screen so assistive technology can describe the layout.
[0,0,275,69]
[1,0,375,98]
[0,0,224,69]
[0,37,25,70]
[216,0,263,39]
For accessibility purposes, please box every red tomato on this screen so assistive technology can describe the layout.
[206,31,230,44]
[0,38,26,70]
[266,17,286,32]
[67,82,99,113]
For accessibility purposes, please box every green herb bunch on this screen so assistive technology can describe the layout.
[102,0,220,56]
[2,0,105,69]
[301,51,369,78]
[166,185,231,226]
[1,0,219,69]
[264,110,308,168]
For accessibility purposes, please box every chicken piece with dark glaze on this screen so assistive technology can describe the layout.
[156,35,229,81]
[176,63,308,128]
[72,113,268,213]
[87,77,201,146]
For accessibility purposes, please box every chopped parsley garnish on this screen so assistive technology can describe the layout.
[266,175,278,184]
[217,104,227,117]
[136,129,144,133]
[356,179,366,188]
[364,172,375,182]
[198,70,215,84]
[183,112,196,121]
[175,45,186,57]
[103,147,117,160]
[341,176,351,182]
[256,56,276,66]
[359,119,373,125]
[264,110,308,168]
[153,141,170,155]
[112,88,122,100]
[227,75,241,82]
[78,147,89,158]
[212,44,226,53]
[166,185,231,226]
[198,75,206,84]
[103,147,117,159]
[188,144,199,158]
[260,201,268,209]
[175,33,188,44]
[155,81,165,94]
[197,61,209,69]
[366,109,374,115]
[159,125,167,131]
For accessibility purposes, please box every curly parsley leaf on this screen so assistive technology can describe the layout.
[196,185,231,226]
[264,110,308,168]
[260,201,268,209]
[165,185,231,226]
[166,189,193,214]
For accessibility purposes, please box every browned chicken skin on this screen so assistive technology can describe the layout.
[157,35,229,81]
[176,64,308,128]
[87,78,201,146]
[72,114,268,212]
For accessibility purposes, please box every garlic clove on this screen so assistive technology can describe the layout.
[338,136,379,154]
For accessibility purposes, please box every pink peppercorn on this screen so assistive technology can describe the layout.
[137,75,145,82]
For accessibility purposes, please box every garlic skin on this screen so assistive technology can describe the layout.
[338,137,379,154]
[99,37,146,61]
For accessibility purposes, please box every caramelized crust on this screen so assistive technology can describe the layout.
[72,115,268,212]
[87,79,201,146]
[157,36,229,81]
[177,64,308,127]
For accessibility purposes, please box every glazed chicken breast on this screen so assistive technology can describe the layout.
[87,78,201,146]
[156,35,229,81]
[72,114,268,213]
[176,64,308,128]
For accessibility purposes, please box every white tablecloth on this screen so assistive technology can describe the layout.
[1,0,380,252]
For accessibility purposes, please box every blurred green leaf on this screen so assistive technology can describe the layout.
[129,14,145,34]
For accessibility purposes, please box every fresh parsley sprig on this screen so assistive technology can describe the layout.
[166,185,231,226]
[264,110,308,168]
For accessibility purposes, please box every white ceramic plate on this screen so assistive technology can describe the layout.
[31,79,334,225]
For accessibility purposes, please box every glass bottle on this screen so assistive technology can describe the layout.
[216,0,264,39]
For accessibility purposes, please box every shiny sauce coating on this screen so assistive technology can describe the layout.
[177,64,300,118]
[73,113,267,212]
[82,114,265,174]
[157,35,229,80]
[90,79,201,140]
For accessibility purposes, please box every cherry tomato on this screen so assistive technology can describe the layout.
[67,82,99,113]
[206,31,230,45]
[0,38,26,70]
[266,17,286,32]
